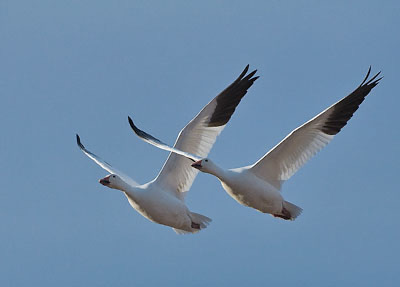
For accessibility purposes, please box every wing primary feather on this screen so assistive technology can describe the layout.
[237,64,250,79]
[207,65,259,127]
[76,134,113,166]
[243,70,258,81]
[320,67,382,135]
[128,116,166,147]
[359,66,372,87]
[76,134,84,149]
[128,116,199,162]
[365,71,381,85]
[249,67,382,188]
[76,134,98,160]
[76,133,139,186]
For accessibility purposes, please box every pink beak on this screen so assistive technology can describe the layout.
[99,175,111,186]
[191,160,202,169]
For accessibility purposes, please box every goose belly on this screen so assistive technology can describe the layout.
[220,177,283,213]
[125,192,191,229]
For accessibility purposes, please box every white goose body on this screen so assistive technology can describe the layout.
[130,67,382,220]
[123,182,195,232]
[205,164,283,214]
[77,65,258,233]
[193,160,292,218]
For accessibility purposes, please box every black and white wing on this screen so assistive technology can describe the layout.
[128,117,201,162]
[129,65,258,200]
[76,134,139,187]
[249,67,382,189]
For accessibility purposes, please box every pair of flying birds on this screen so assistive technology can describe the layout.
[77,65,381,234]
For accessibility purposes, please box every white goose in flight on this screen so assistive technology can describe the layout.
[77,65,258,233]
[128,67,382,220]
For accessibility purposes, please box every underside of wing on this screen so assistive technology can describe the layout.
[249,67,382,189]
[130,65,259,200]
[76,134,139,187]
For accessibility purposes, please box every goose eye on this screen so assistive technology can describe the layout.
[205,159,208,162]
[112,175,116,178]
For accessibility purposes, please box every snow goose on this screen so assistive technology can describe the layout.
[128,67,382,220]
[77,65,258,233]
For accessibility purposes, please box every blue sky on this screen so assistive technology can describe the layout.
[1,1,399,286]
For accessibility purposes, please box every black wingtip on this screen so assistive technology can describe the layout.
[76,134,84,150]
[237,65,250,80]
[128,116,140,134]
[365,71,382,86]
[244,69,258,81]
[128,116,148,139]
[359,66,372,87]
[128,116,134,127]
[358,66,383,88]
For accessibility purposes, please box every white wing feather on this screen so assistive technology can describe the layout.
[249,68,381,190]
[76,135,139,187]
[130,65,258,200]
[249,112,334,189]
[153,106,224,200]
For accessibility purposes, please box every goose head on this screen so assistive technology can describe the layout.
[99,174,127,191]
[191,158,217,174]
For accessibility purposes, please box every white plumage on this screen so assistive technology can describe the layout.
[130,67,381,220]
[77,65,258,233]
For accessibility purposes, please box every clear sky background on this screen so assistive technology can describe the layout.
[1,1,399,286]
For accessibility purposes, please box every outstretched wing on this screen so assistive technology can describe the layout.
[249,67,382,190]
[130,65,258,200]
[128,117,200,162]
[76,134,139,187]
